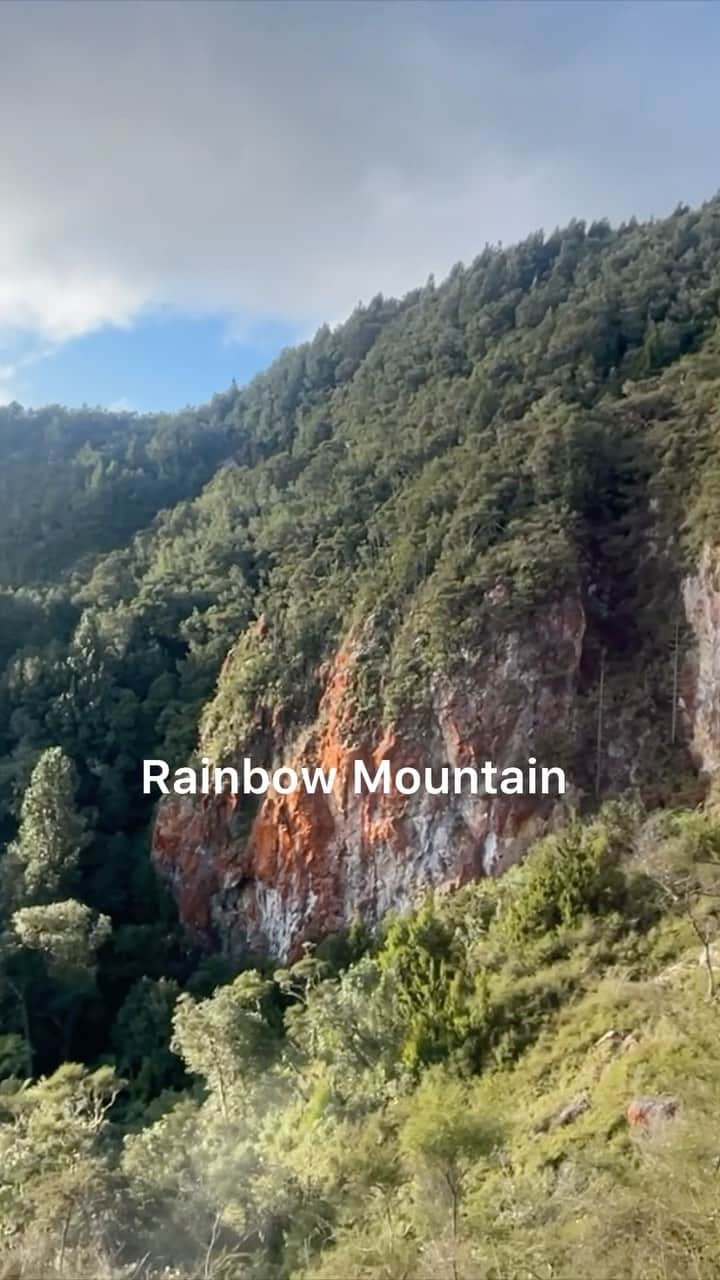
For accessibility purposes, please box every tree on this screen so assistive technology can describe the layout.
[171,971,275,1118]
[12,900,111,976]
[286,954,406,1102]
[6,747,89,905]
[11,900,111,1058]
[112,976,183,1102]
[399,1069,501,1280]
[378,904,470,1069]
[0,1063,122,1271]
[639,811,720,999]
[499,817,627,944]
[0,930,43,1077]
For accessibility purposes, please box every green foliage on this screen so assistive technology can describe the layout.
[11,900,111,975]
[0,1062,123,1265]
[399,1066,500,1171]
[3,805,720,1276]
[0,401,234,586]
[111,977,184,1104]
[499,819,628,944]
[398,1068,502,1273]
[171,971,277,1114]
[3,201,720,1275]
[5,747,89,905]
[378,905,469,1069]
[0,1033,28,1081]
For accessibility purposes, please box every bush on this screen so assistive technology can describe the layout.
[499,819,628,945]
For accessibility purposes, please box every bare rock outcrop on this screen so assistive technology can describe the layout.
[151,539,720,962]
[153,594,584,960]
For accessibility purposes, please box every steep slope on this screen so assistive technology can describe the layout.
[0,402,233,585]
[3,200,720,988]
[149,202,720,959]
[4,199,720,1279]
[154,592,586,957]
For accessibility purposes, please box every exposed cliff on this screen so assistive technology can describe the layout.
[682,545,720,776]
[153,594,581,958]
[153,549,719,961]
[147,205,720,961]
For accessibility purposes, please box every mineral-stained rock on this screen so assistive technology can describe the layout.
[152,593,585,960]
[626,1095,678,1128]
[151,539,720,962]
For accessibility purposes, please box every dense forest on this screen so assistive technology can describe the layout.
[3,199,720,1276]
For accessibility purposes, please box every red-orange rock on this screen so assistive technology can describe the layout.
[151,592,587,960]
[626,1095,678,1128]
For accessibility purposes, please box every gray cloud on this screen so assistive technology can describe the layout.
[0,0,718,341]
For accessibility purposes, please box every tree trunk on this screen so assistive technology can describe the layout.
[595,648,606,800]
[8,979,33,1076]
[58,1204,73,1275]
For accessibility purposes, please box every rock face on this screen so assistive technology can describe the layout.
[682,545,720,776]
[151,543,720,962]
[153,593,585,961]
[626,1095,678,1129]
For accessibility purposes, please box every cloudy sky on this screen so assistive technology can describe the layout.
[1,0,719,410]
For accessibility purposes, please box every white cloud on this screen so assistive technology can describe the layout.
[0,0,718,346]
[0,341,57,403]
[106,397,136,413]
[0,262,144,343]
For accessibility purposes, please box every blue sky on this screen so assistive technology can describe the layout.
[1,313,300,412]
[1,0,720,412]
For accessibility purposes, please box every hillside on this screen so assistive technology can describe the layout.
[2,198,720,1275]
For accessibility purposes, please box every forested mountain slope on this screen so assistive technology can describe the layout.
[2,198,720,1276]
[151,201,720,958]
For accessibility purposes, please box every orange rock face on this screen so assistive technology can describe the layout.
[626,1096,678,1128]
[152,592,588,960]
[150,535,720,961]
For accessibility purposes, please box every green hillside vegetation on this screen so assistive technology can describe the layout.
[3,800,720,1277]
[3,198,720,1272]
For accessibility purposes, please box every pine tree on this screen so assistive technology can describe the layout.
[8,747,89,904]
[11,900,111,976]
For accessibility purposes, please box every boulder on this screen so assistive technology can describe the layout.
[626,1095,678,1128]
[535,1091,590,1133]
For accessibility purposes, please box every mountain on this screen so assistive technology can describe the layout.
[149,202,720,959]
[2,198,720,1277]
[3,199,720,983]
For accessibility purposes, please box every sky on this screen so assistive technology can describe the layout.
[1,0,719,412]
